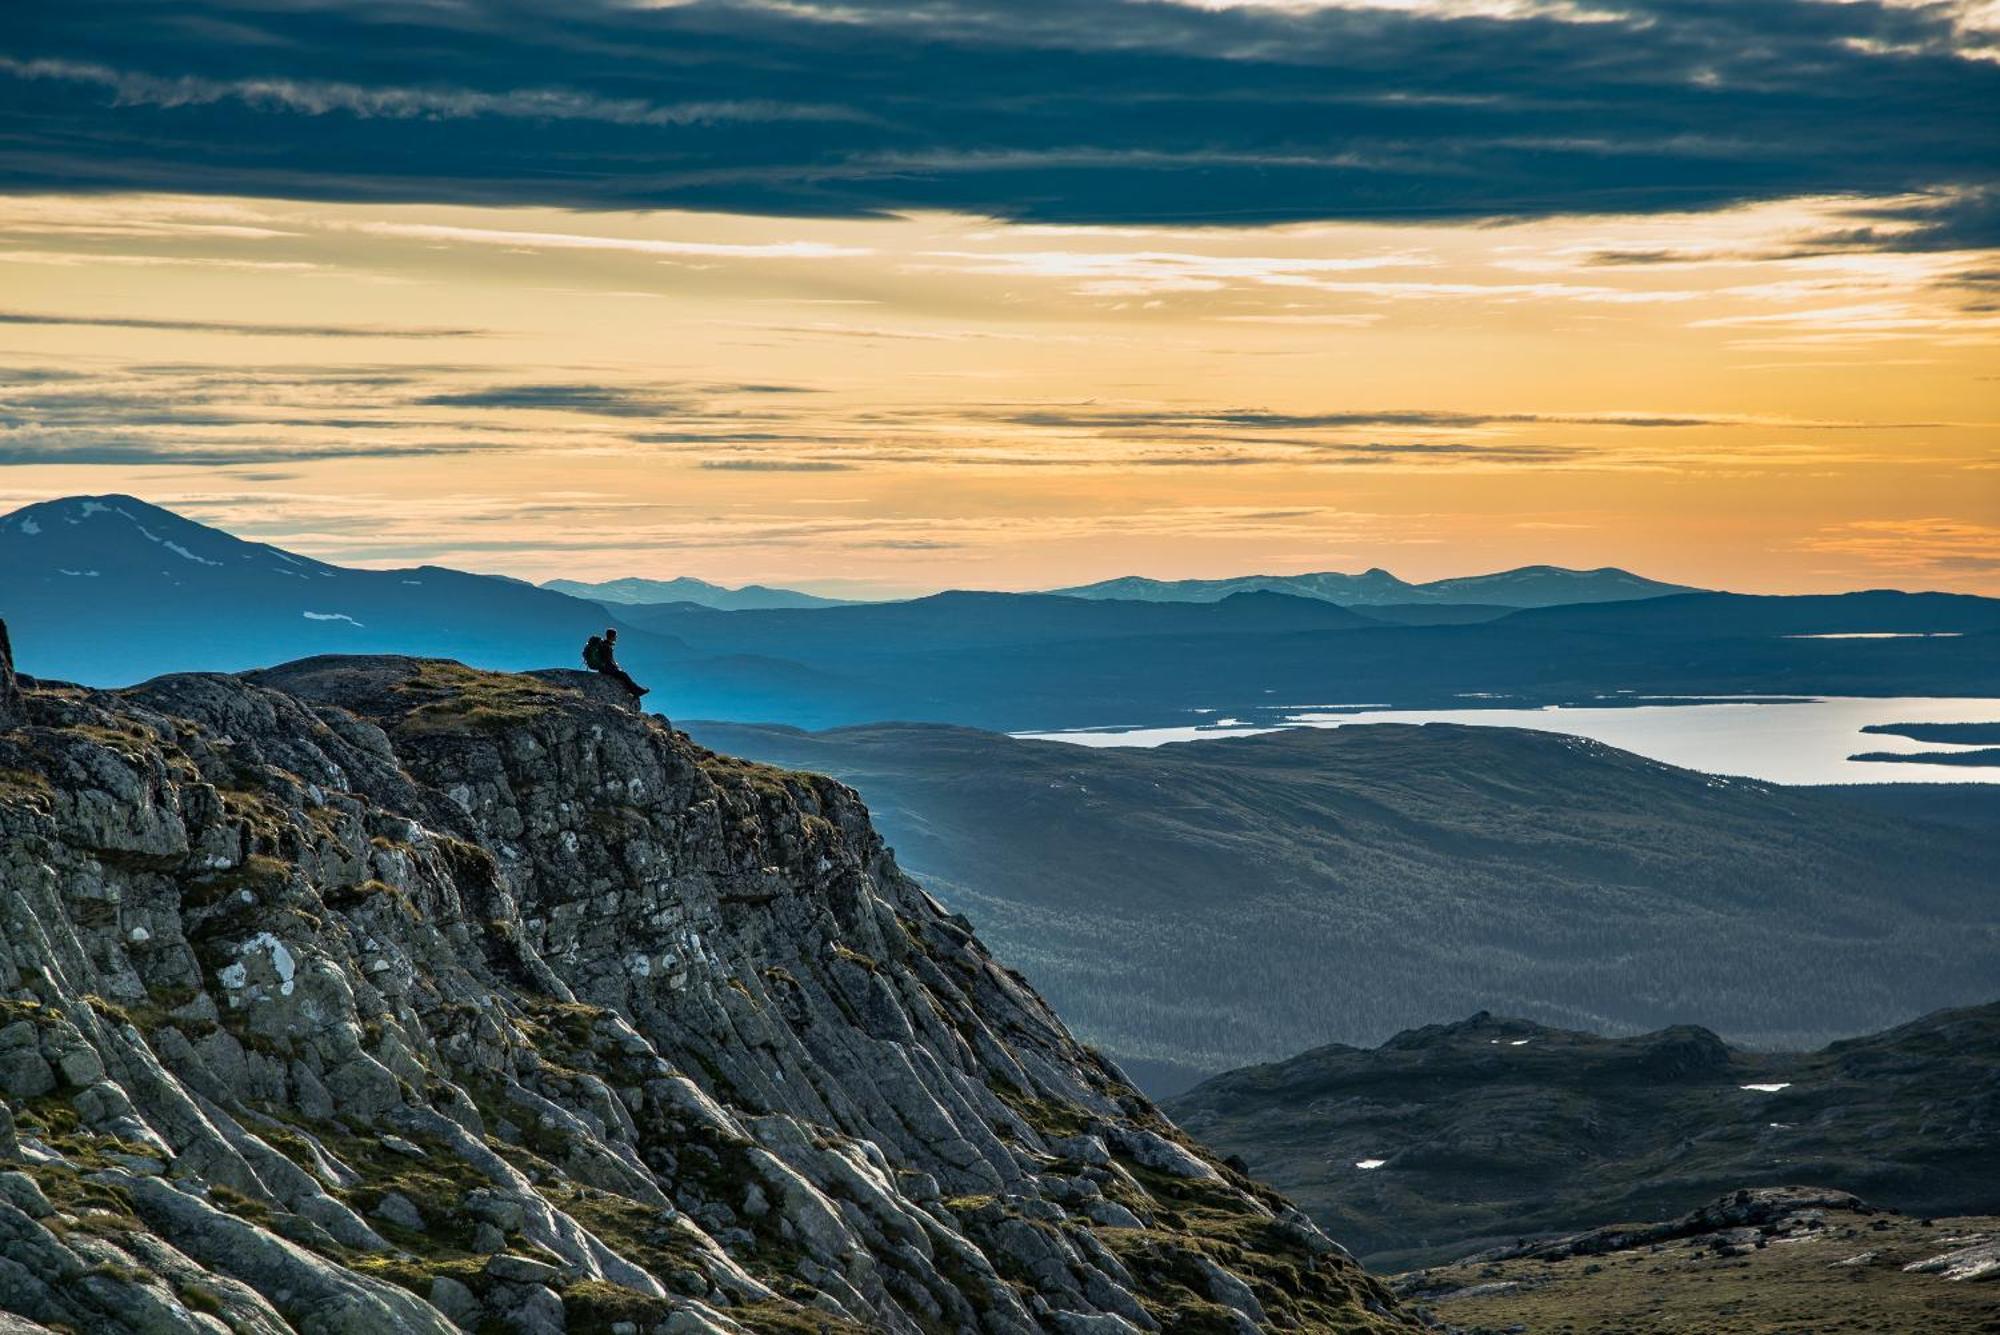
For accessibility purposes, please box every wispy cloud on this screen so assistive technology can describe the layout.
[6,352,1966,480]
[0,250,321,272]
[416,383,689,417]
[344,221,873,261]
[0,437,498,466]
[699,458,860,471]
[908,247,1435,295]
[0,309,487,338]
[1798,517,2000,574]
[993,406,1912,431]
[0,57,865,129]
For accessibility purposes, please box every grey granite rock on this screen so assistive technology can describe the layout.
[0,654,1409,1334]
[0,620,18,731]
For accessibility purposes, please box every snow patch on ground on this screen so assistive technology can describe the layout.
[18,517,39,535]
[1741,1082,1792,1093]
[57,569,99,577]
[303,611,364,627]
[164,540,221,566]
[1354,1158,1386,1170]
[1789,632,1963,640]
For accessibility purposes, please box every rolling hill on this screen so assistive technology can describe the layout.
[1165,1003,2000,1270]
[540,574,850,610]
[1051,564,1696,607]
[607,587,1380,655]
[679,720,2000,1094]
[1507,588,2000,637]
[606,590,2000,729]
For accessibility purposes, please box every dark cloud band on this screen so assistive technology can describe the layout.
[1,0,1994,239]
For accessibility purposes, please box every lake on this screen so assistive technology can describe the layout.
[1014,696,2000,785]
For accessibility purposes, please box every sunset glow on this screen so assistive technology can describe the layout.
[4,0,1994,595]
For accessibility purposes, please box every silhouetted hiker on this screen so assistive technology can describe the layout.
[583,627,648,701]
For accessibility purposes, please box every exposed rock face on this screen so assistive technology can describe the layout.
[0,619,20,730]
[0,654,1407,1333]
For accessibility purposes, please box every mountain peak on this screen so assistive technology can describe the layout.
[542,574,849,611]
[1,492,306,580]
[11,492,175,530]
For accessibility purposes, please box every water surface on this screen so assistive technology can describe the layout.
[1015,696,2000,785]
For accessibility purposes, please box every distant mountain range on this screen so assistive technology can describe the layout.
[606,587,1378,649]
[680,719,2000,1095]
[547,563,1694,612]
[601,588,2000,728]
[1166,1002,2000,1269]
[541,575,850,611]
[1051,564,1697,607]
[4,496,1996,727]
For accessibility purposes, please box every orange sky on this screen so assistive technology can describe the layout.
[2,191,1994,597]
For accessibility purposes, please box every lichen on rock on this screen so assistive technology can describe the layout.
[0,637,1409,1334]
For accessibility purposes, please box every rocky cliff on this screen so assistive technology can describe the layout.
[0,631,1407,1334]
[0,619,19,729]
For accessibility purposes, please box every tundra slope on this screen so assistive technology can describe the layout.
[1168,1005,2000,1270]
[0,633,1404,1333]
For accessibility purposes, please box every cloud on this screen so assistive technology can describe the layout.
[0,57,864,129]
[0,309,486,338]
[416,383,688,417]
[698,458,860,471]
[1003,407,1750,431]
[342,221,872,260]
[0,249,320,271]
[0,438,495,466]
[0,356,1964,479]
[0,0,1992,236]
[907,246,1436,295]
[1797,516,2000,576]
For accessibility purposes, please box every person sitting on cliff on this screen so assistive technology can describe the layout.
[582,628,649,700]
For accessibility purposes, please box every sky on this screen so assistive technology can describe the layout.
[2,0,1996,598]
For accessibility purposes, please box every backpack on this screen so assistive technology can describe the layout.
[583,635,609,671]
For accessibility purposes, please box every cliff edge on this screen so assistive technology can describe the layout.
[0,636,1406,1334]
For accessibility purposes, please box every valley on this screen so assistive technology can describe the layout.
[683,720,2000,1092]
